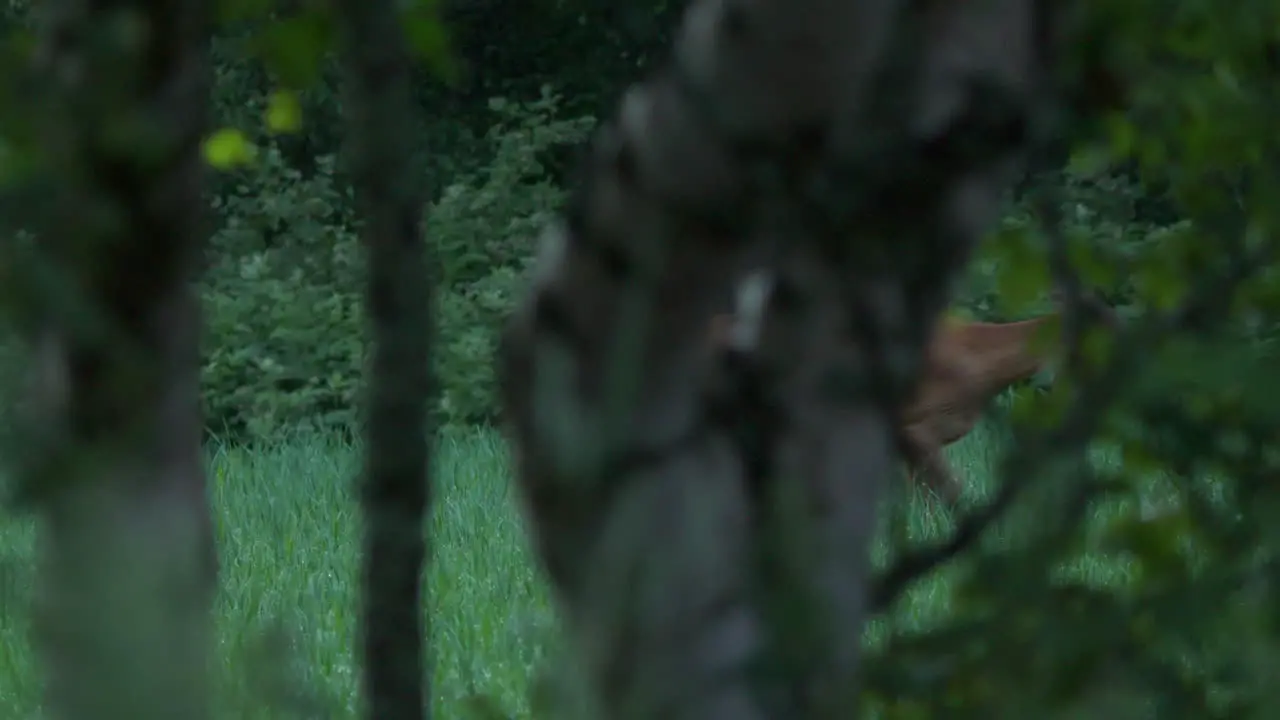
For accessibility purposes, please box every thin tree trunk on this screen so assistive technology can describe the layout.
[335,1,434,718]
[21,0,217,718]
[499,0,1058,716]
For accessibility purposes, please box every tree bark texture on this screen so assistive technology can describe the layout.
[499,0,1060,717]
[335,0,434,718]
[21,0,217,718]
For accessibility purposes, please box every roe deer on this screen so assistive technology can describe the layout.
[896,315,1059,506]
[707,311,1060,507]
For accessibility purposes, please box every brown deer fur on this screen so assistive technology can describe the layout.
[897,315,1057,505]
[708,312,1059,506]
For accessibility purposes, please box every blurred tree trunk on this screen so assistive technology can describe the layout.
[499,0,1060,716]
[336,0,434,718]
[18,0,217,718]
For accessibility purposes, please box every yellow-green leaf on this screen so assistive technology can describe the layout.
[266,90,302,134]
[998,259,1050,314]
[1104,113,1137,159]
[253,12,333,89]
[1080,325,1114,369]
[0,141,35,187]
[202,129,256,170]
[1066,144,1112,178]
[216,0,272,23]
[1066,230,1118,288]
[1120,440,1163,476]
[987,223,1051,313]
[1133,260,1186,311]
[400,4,459,83]
[1027,313,1062,356]
[1010,381,1069,428]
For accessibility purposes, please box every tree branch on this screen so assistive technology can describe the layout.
[334,0,434,717]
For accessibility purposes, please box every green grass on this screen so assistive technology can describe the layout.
[0,422,1145,717]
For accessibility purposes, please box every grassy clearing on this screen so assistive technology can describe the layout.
[0,422,1143,717]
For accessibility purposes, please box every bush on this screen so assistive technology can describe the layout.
[0,87,1173,447]
[202,144,365,442]
[200,92,595,444]
[956,169,1164,322]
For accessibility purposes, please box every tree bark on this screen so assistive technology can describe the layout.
[21,0,217,718]
[499,0,1059,717]
[335,0,434,718]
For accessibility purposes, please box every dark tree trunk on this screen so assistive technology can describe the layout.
[21,0,217,718]
[336,0,434,718]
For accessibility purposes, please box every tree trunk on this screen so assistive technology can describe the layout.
[21,0,217,718]
[335,0,434,718]
[499,0,1059,716]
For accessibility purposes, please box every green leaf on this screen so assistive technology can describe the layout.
[1066,144,1113,178]
[1133,255,1187,311]
[215,0,273,24]
[265,90,302,134]
[1009,380,1070,428]
[1119,440,1163,476]
[400,3,459,84]
[989,226,1050,313]
[202,128,257,170]
[1026,313,1062,357]
[252,11,333,89]
[1106,511,1193,587]
[1080,325,1114,370]
[0,140,35,187]
[1104,114,1137,158]
[1066,230,1118,289]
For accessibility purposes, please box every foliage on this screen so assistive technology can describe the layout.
[201,93,593,443]
[431,91,595,425]
[960,170,1161,321]
[855,0,1280,714]
[1,0,1279,714]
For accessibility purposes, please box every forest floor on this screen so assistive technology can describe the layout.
[0,421,1148,718]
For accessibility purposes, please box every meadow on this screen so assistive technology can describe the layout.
[0,422,1139,718]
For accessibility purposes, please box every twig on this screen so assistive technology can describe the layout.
[871,240,1272,613]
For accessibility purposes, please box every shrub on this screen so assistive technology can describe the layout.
[200,93,595,443]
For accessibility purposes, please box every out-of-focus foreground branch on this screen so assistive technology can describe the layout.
[499,0,1077,717]
[14,0,219,718]
[334,0,435,717]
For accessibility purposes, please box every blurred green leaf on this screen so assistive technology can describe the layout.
[251,11,333,90]
[987,224,1050,313]
[215,0,273,24]
[203,128,257,169]
[265,89,302,134]
[400,1,459,84]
